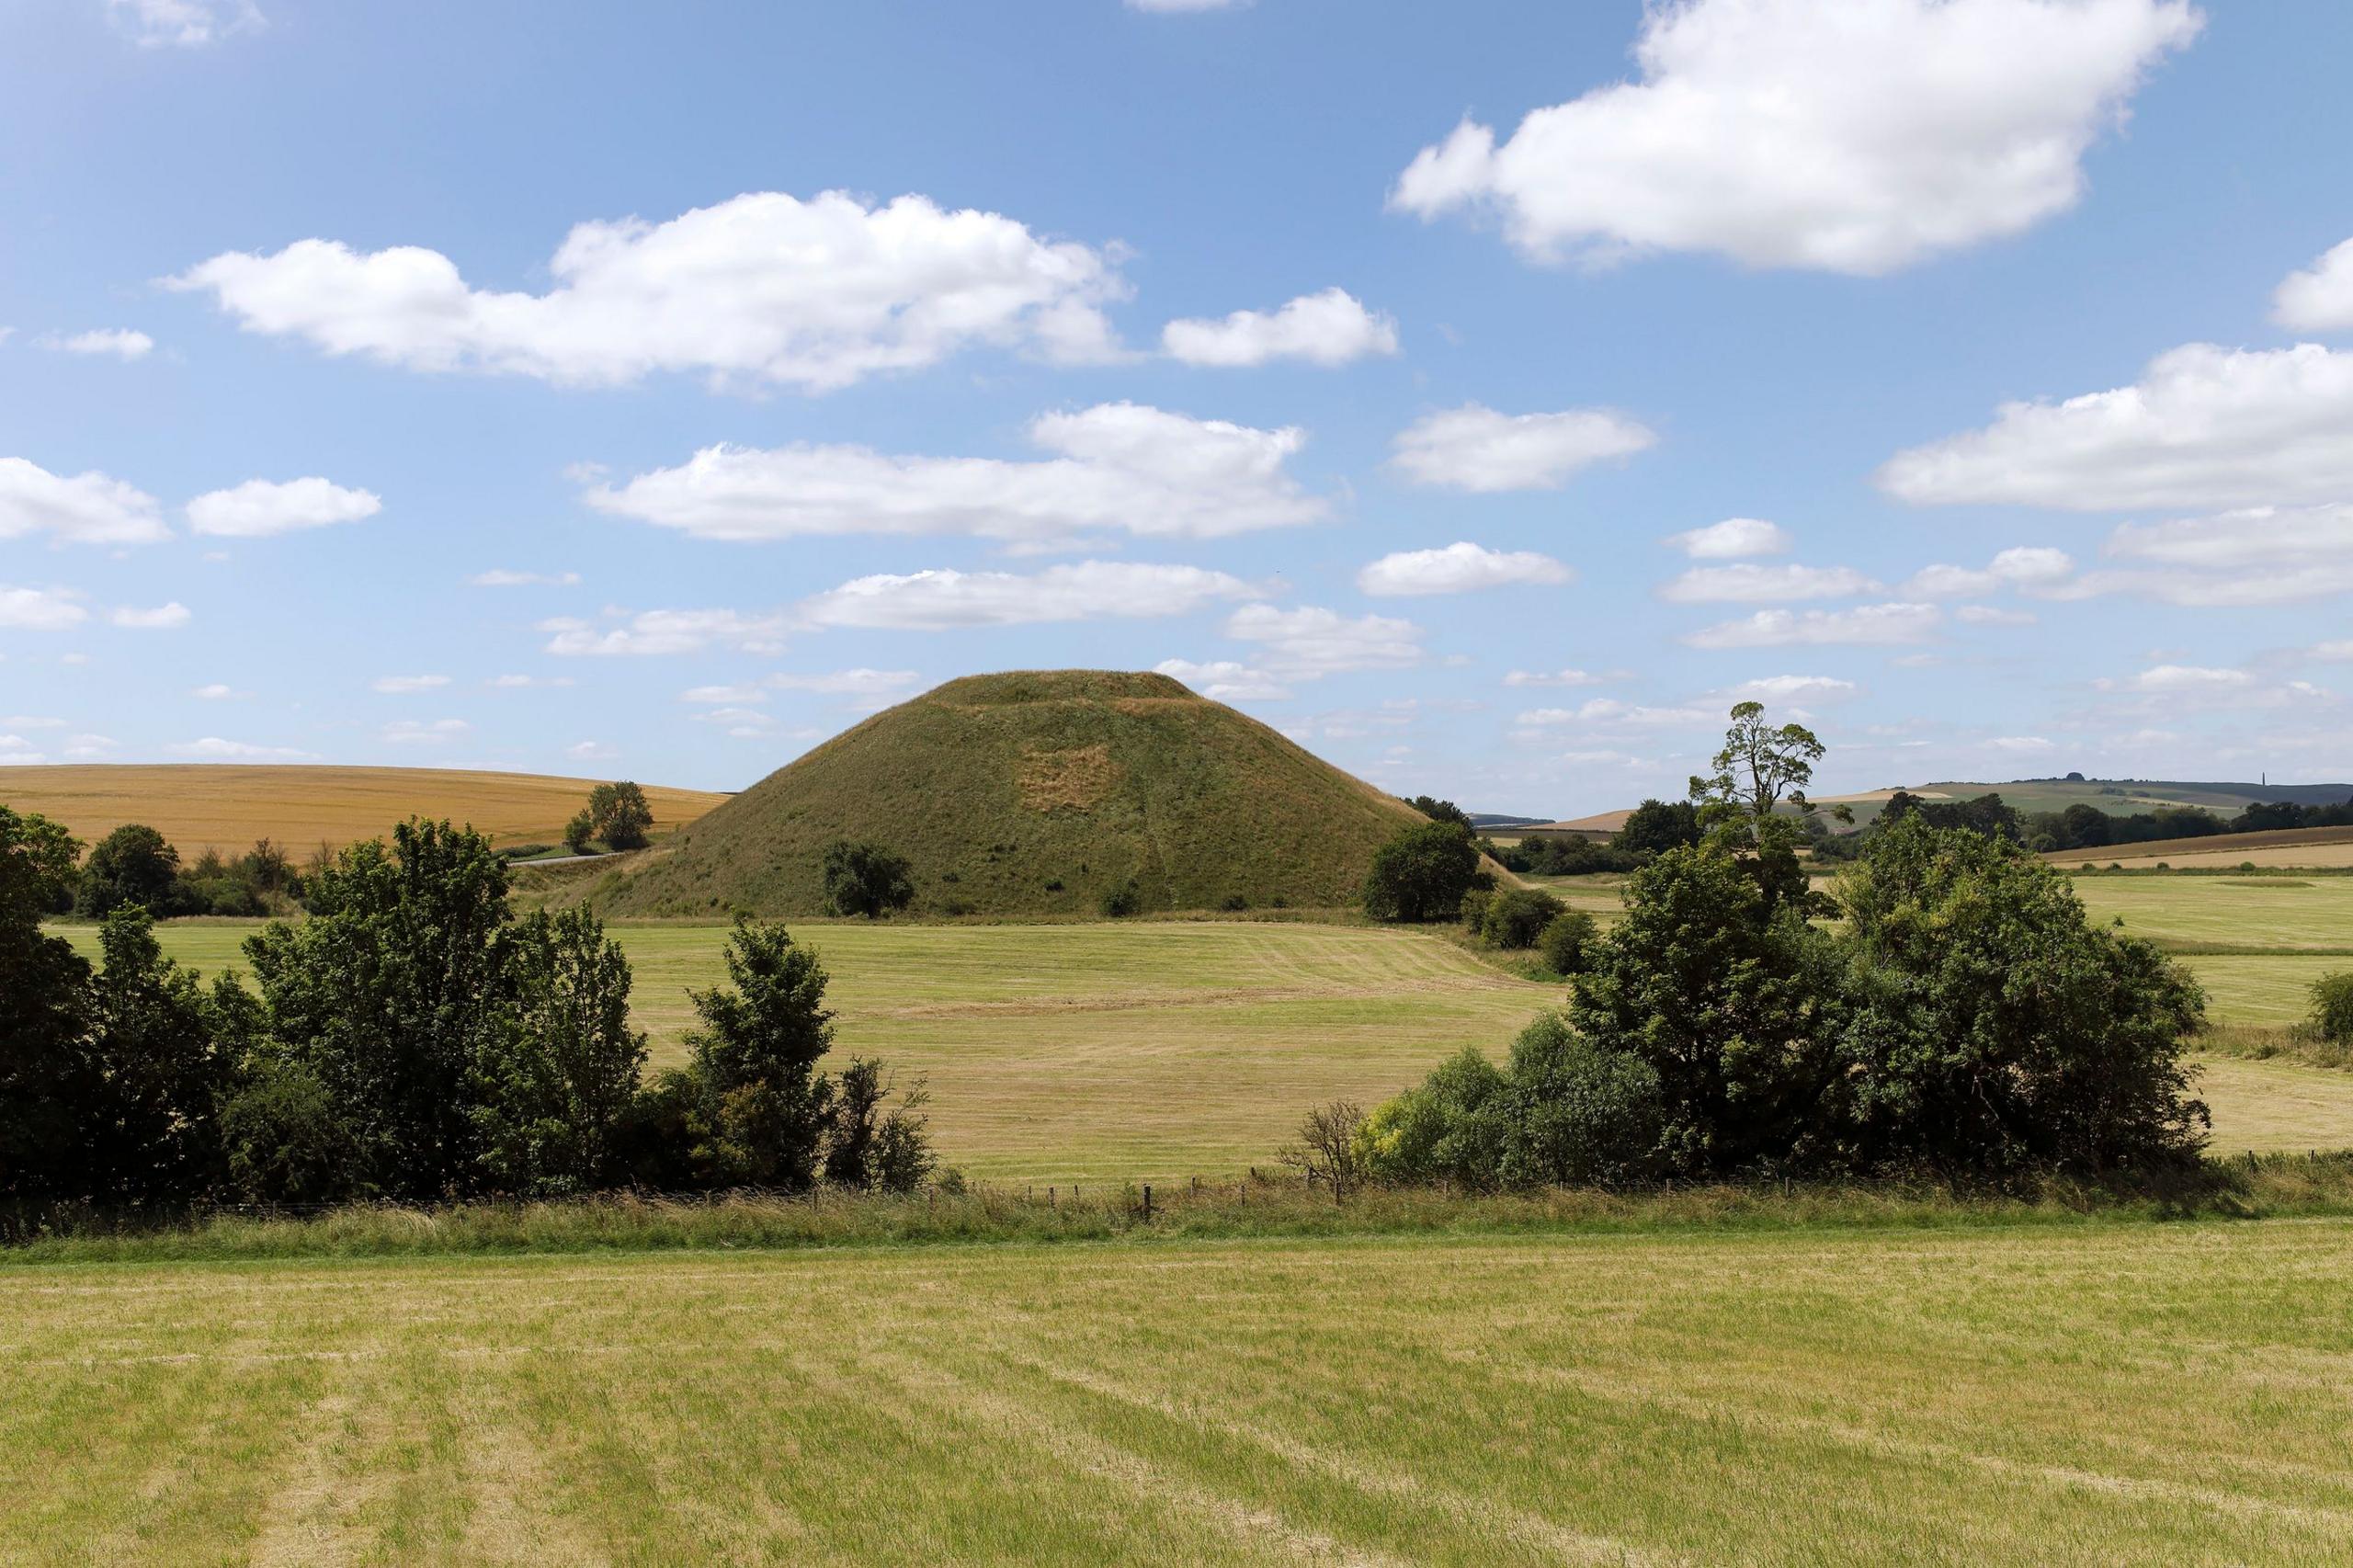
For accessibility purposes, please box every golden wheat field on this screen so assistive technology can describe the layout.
[0,765,727,854]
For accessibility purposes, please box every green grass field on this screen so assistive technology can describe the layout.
[7,1217,2353,1563]
[55,908,2353,1176]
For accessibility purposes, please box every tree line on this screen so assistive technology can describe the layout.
[1337,705,2214,1187]
[1,809,934,1214]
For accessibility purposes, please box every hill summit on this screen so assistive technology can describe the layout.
[587,670,1428,917]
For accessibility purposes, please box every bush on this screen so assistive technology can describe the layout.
[2313,972,2353,1045]
[1457,887,1493,933]
[1353,1047,1510,1188]
[1481,887,1564,949]
[218,1055,359,1205]
[78,824,184,916]
[1537,910,1598,976]
[820,839,915,919]
[585,782,655,851]
[1099,880,1142,917]
[1496,1015,1663,1187]
[682,916,838,1189]
[1220,892,1249,912]
[1363,821,1481,923]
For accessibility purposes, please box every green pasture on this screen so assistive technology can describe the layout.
[6,1218,2353,1564]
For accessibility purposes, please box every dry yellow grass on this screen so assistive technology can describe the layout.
[0,765,728,854]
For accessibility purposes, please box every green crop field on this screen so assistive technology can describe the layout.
[54,905,2353,1176]
[6,1217,2353,1563]
[2071,874,2353,951]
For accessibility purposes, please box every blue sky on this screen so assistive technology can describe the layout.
[4,0,2350,815]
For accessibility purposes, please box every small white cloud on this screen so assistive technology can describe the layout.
[566,740,619,762]
[2275,237,2353,333]
[381,718,470,745]
[798,562,1259,632]
[0,585,91,631]
[1955,605,2038,626]
[2313,641,2353,661]
[1389,403,1655,492]
[1224,604,1424,677]
[39,328,155,360]
[540,608,791,657]
[189,682,244,699]
[0,458,170,545]
[487,673,574,688]
[1358,540,1572,597]
[1685,602,1940,649]
[1988,735,2056,754]
[1721,675,1860,704]
[1665,517,1790,559]
[171,735,317,761]
[1517,699,1709,728]
[1,714,67,729]
[1162,289,1397,368]
[1660,563,1879,603]
[62,733,118,759]
[2101,664,2253,694]
[469,568,582,587]
[370,674,449,694]
[682,684,767,706]
[1154,658,1291,701]
[110,601,191,630]
[106,0,264,47]
[187,476,381,538]
[765,668,926,709]
[1503,668,1605,688]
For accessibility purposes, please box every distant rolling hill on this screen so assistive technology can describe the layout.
[578,669,1431,918]
[1822,777,2353,829]
[0,765,729,855]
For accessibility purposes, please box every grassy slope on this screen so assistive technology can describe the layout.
[58,915,2353,1177]
[8,1218,2353,1563]
[0,764,727,854]
[582,670,1428,918]
[2045,824,2353,869]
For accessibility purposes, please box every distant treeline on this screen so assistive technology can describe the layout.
[2,809,934,1218]
[1810,790,2353,860]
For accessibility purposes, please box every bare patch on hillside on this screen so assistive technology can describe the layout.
[1019,745,1122,812]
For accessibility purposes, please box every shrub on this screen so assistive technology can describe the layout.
[1496,1015,1663,1187]
[218,1055,359,1205]
[1363,821,1481,923]
[1099,879,1142,917]
[2313,972,2353,1045]
[822,1058,936,1193]
[1220,892,1249,912]
[820,839,915,919]
[1481,887,1564,949]
[682,916,838,1189]
[1457,887,1493,933]
[1354,1047,1512,1188]
[585,781,655,851]
[78,823,184,916]
[1537,909,1598,976]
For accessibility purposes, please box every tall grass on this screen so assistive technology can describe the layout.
[11,1155,2353,1267]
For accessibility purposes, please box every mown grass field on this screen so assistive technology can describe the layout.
[6,1217,2353,1563]
[57,911,2353,1176]
[0,765,727,854]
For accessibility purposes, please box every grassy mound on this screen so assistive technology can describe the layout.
[584,669,1427,917]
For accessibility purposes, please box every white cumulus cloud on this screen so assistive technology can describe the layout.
[1390,0,2200,275]
[1388,403,1655,492]
[381,718,470,746]
[1684,602,1941,648]
[1357,541,1572,597]
[106,0,263,48]
[1223,604,1424,677]
[167,189,1130,392]
[2051,505,2353,606]
[186,476,381,537]
[370,674,449,694]
[1162,289,1397,367]
[1665,517,1790,559]
[0,458,170,545]
[1154,659,1291,701]
[110,601,191,630]
[2275,238,2353,333]
[0,585,90,631]
[170,736,318,761]
[585,403,1326,547]
[799,562,1258,632]
[469,568,582,587]
[1660,563,1879,603]
[1878,344,2353,512]
[40,328,155,360]
[540,608,791,658]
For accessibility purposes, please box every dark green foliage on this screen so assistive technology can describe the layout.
[1480,887,1564,949]
[1364,821,1481,923]
[1488,834,1642,877]
[1404,795,1474,831]
[1832,817,2208,1175]
[218,1054,358,1206]
[1099,879,1142,917]
[563,811,594,855]
[683,916,838,1188]
[1881,790,2023,842]
[470,909,647,1195]
[1612,799,1701,856]
[820,838,915,919]
[78,823,184,916]
[1537,909,1598,976]
[822,1059,936,1193]
[2314,973,2353,1046]
[1689,702,1828,825]
[1,808,97,1200]
[1571,842,1846,1175]
[1356,1016,1662,1190]
[83,908,233,1204]
[244,820,515,1197]
[585,780,655,851]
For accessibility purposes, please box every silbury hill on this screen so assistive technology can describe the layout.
[581,669,1428,917]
